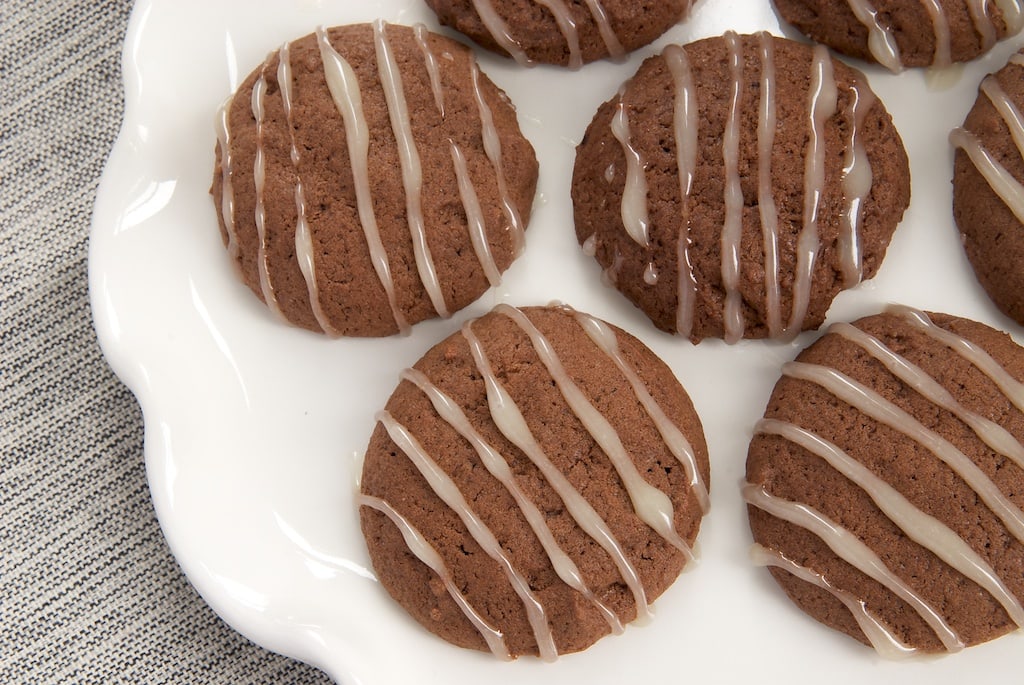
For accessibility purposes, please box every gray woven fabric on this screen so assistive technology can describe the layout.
[1,1,332,682]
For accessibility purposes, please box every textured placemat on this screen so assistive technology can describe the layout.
[1,1,332,682]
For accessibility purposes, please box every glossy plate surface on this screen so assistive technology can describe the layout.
[90,0,1023,681]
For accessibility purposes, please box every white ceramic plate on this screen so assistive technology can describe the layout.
[90,0,1024,682]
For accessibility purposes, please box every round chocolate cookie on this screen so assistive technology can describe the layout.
[952,50,1024,327]
[423,0,691,67]
[746,305,1024,655]
[571,32,911,344]
[210,21,538,337]
[359,304,710,659]
[773,0,1024,71]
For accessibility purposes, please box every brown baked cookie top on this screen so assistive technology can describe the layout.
[423,0,691,67]
[358,304,710,659]
[571,32,910,344]
[210,22,538,337]
[952,49,1024,327]
[773,0,1024,71]
[745,306,1024,655]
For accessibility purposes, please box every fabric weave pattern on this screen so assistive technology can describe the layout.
[1,1,331,682]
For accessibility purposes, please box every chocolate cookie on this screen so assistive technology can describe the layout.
[423,0,691,67]
[745,306,1024,655]
[358,304,710,659]
[571,32,911,344]
[210,22,538,337]
[773,0,1024,71]
[952,50,1024,327]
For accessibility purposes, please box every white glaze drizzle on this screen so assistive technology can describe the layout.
[743,483,965,652]
[782,360,1024,544]
[358,494,511,660]
[470,61,527,257]
[757,417,1024,630]
[316,27,410,333]
[721,31,746,345]
[838,79,875,288]
[278,42,343,336]
[785,44,837,339]
[250,68,286,320]
[469,0,533,66]
[611,90,651,247]
[920,0,953,67]
[664,43,699,340]
[461,319,653,620]
[214,97,239,261]
[582,233,597,256]
[1002,2,1024,34]
[844,0,902,72]
[374,19,449,320]
[495,304,696,560]
[413,23,446,117]
[750,543,919,658]
[845,0,1024,70]
[950,127,1024,225]
[569,307,710,513]
[399,367,625,635]
[1012,52,1024,68]
[891,305,1024,413]
[755,32,783,338]
[832,321,1024,471]
[449,140,502,286]
[377,409,558,661]
[582,0,626,60]
[950,72,1024,225]
[966,0,998,52]
[534,0,583,69]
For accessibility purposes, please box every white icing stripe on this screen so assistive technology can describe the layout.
[950,127,1024,225]
[1002,2,1024,34]
[278,42,342,337]
[316,27,410,333]
[534,0,582,69]
[611,91,651,247]
[1012,52,1024,68]
[756,32,782,338]
[449,140,502,286]
[743,483,965,652]
[496,304,695,560]
[214,98,239,261]
[570,307,710,514]
[949,72,1024,228]
[757,418,1024,630]
[462,319,653,620]
[374,20,449,320]
[400,368,625,635]
[357,494,511,660]
[250,69,285,320]
[920,0,952,67]
[377,410,558,662]
[721,31,745,344]
[664,44,698,340]
[783,360,1024,545]
[965,0,997,52]
[413,23,446,117]
[982,75,1024,159]
[786,45,837,338]
[838,80,874,288]
[844,0,902,72]
[469,0,533,66]
[470,61,526,257]
[750,544,919,659]
[582,0,625,59]
[832,321,1024,471]
[890,305,1024,413]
